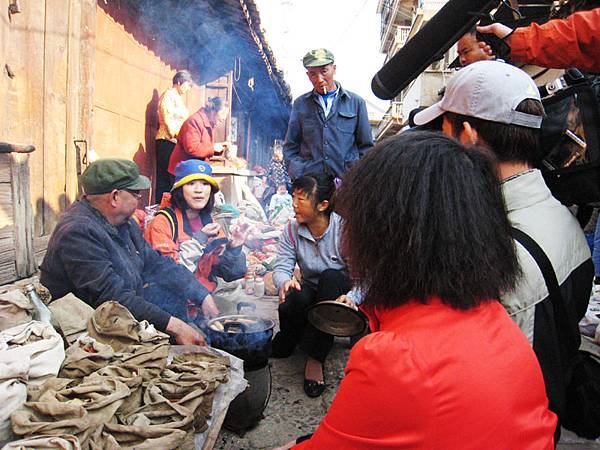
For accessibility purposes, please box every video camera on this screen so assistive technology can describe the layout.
[538,69,600,206]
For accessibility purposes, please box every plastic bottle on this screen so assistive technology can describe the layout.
[245,277,255,295]
[25,283,53,324]
[254,277,265,297]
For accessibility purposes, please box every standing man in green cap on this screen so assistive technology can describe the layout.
[283,48,373,180]
[40,158,218,345]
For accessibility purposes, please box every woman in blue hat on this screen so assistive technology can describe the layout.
[145,159,249,319]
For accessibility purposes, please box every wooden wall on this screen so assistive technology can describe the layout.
[93,5,214,204]
[0,0,96,284]
[0,1,240,285]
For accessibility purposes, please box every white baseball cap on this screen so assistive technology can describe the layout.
[413,60,543,129]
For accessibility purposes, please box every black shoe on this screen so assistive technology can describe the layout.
[271,332,295,358]
[304,379,326,397]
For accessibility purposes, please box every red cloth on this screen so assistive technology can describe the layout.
[510,8,600,72]
[168,108,215,174]
[294,298,557,450]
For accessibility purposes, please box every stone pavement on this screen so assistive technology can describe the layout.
[213,291,600,450]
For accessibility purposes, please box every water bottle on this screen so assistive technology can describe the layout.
[245,276,255,295]
[254,277,265,297]
[25,284,53,325]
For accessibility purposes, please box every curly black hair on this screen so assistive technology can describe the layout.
[337,130,520,310]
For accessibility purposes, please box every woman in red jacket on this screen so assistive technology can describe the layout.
[167,97,228,174]
[277,131,557,449]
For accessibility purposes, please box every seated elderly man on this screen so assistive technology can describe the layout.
[40,158,218,345]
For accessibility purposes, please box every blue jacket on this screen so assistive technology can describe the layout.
[283,83,374,179]
[40,199,210,331]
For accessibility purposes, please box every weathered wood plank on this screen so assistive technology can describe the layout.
[0,183,12,207]
[0,0,8,134]
[34,235,51,270]
[0,197,14,230]
[0,247,16,264]
[7,2,46,240]
[0,236,16,256]
[0,156,11,183]
[10,155,35,277]
[64,0,82,207]
[0,260,17,285]
[70,0,97,201]
[34,235,51,254]
[42,0,69,235]
[0,226,14,241]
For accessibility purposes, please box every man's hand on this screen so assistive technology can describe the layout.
[477,23,513,40]
[166,316,206,345]
[335,294,358,310]
[201,222,221,237]
[201,294,219,318]
[477,24,513,58]
[278,278,301,304]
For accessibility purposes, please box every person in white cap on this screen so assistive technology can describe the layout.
[414,60,593,437]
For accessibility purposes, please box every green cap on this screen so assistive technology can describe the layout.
[81,158,151,195]
[302,48,334,68]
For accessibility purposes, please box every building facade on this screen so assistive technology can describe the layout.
[0,0,290,285]
[375,0,455,140]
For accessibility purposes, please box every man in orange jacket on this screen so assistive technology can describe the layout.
[478,8,600,72]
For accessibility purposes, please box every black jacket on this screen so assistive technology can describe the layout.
[40,199,209,331]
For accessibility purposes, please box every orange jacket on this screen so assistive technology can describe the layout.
[144,196,246,292]
[294,299,557,449]
[510,8,600,72]
[168,108,215,174]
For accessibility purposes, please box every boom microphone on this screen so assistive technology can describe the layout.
[372,0,499,100]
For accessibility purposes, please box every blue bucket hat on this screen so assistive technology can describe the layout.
[171,159,219,192]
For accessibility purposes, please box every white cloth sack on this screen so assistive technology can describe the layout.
[0,358,29,446]
[1,434,80,450]
[0,321,64,385]
[0,291,33,332]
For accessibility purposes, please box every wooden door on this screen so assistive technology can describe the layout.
[0,0,95,283]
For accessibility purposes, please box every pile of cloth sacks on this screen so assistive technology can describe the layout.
[0,287,230,450]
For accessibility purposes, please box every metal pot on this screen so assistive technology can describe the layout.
[206,302,274,370]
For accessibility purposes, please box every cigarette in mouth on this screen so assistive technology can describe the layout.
[323,86,328,94]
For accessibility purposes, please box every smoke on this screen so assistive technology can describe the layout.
[129,1,291,121]
[98,0,292,165]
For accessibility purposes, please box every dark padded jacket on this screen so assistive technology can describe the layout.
[40,199,210,331]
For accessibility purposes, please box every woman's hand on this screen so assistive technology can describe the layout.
[279,278,301,304]
[202,295,220,318]
[229,220,252,247]
[336,294,358,310]
[201,222,221,237]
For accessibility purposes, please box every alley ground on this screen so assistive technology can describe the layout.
[214,291,600,450]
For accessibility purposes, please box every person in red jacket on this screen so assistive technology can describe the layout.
[477,8,600,72]
[276,131,557,450]
[145,159,250,318]
[167,97,229,176]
